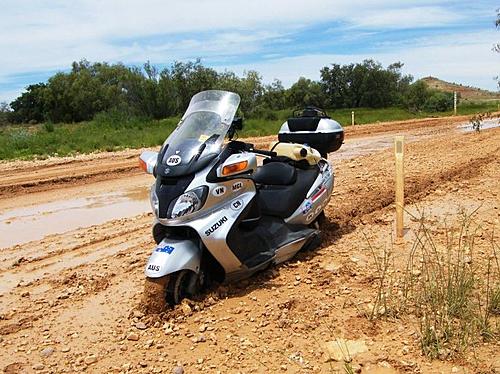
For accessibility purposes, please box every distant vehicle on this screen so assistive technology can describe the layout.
[139,90,344,306]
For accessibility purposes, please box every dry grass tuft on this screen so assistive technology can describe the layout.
[366,209,499,359]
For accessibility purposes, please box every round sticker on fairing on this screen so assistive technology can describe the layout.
[212,185,226,197]
[231,199,243,211]
[166,155,182,166]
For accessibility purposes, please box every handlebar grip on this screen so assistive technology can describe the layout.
[253,149,277,157]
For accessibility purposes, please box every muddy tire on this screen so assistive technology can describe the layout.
[141,276,169,314]
[166,270,202,306]
[142,270,202,313]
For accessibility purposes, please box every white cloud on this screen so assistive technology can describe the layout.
[350,6,462,29]
[0,0,497,100]
[0,1,463,74]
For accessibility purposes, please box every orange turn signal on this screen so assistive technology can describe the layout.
[139,158,148,172]
[222,160,248,176]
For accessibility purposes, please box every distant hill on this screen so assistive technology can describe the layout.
[421,76,500,102]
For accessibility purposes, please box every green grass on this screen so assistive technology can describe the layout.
[0,116,179,159]
[1,101,498,160]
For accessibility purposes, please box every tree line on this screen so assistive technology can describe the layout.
[1,59,454,125]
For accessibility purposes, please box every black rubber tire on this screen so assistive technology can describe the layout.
[166,270,192,305]
[166,270,205,306]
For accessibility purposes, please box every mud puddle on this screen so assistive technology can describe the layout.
[458,117,500,132]
[333,134,423,160]
[0,186,150,249]
[0,235,149,297]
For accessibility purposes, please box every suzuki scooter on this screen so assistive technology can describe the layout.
[139,90,344,306]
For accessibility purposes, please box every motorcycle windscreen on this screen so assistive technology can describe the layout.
[159,91,240,174]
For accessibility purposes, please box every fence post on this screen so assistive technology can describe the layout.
[394,136,405,239]
[453,91,457,115]
[351,111,355,126]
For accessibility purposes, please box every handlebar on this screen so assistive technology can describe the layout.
[251,148,277,157]
[227,140,277,157]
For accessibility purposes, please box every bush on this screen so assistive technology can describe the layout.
[9,129,33,150]
[423,91,454,112]
[43,122,55,132]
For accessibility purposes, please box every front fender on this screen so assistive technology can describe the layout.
[145,237,201,278]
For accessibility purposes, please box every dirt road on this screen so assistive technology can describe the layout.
[0,115,499,373]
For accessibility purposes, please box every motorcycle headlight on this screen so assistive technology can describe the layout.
[150,185,159,217]
[167,186,208,219]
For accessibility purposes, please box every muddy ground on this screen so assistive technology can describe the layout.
[0,115,499,373]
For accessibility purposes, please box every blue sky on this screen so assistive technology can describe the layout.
[1,0,499,103]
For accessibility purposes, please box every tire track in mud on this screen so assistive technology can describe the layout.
[326,132,500,231]
[0,230,152,335]
[0,214,152,270]
[0,159,140,198]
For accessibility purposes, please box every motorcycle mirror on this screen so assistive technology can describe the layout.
[139,151,158,174]
[232,117,243,130]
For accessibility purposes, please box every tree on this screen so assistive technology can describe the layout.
[423,91,454,112]
[286,77,326,108]
[9,83,47,123]
[260,79,286,110]
[0,101,11,125]
[320,60,412,109]
[404,81,431,111]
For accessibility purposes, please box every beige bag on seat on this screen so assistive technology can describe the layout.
[270,142,321,166]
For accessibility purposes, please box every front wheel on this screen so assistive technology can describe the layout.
[142,270,204,313]
[166,269,203,305]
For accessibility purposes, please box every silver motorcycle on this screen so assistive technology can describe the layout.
[139,90,344,305]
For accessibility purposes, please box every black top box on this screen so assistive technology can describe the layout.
[278,107,344,157]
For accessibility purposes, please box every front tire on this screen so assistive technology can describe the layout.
[142,275,169,314]
[166,270,199,305]
[142,270,203,313]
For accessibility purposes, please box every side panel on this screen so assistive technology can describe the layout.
[192,190,256,274]
[145,238,201,278]
[286,160,334,225]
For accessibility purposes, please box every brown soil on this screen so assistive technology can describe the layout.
[0,116,498,373]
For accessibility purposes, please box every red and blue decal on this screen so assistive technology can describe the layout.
[155,245,175,254]
[311,186,327,202]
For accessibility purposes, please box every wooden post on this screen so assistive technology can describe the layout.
[394,136,405,239]
[453,91,457,115]
[351,111,355,126]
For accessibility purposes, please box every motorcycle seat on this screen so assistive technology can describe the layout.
[253,162,297,186]
[257,166,319,219]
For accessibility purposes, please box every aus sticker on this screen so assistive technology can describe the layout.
[155,245,175,254]
[212,185,226,197]
[231,199,243,211]
[232,181,243,191]
[166,155,182,166]
[147,264,160,272]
